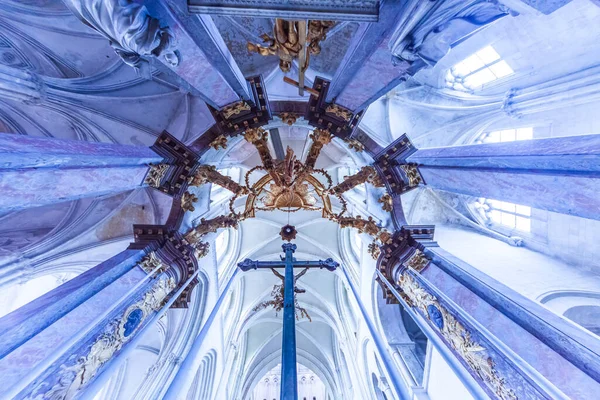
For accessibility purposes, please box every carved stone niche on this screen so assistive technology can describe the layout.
[208,75,272,137]
[149,131,200,197]
[305,77,364,139]
[129,224,199,309]
[373,134,423,195]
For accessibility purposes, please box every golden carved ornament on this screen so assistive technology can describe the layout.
[188,165,248,195]
[279,112,298,126]
[181,191,198,212]
[378,193,393,212]
[209,135,228,150]
[404,249,430,273]
[243,147,335,218]
[333,215,392,245]
[368,242,381,260]
[325,104,353,122]
[144,163,169,188]
[193,241,210,259]
[400,164,422,187]
[138,251,168,276]
[221,101,250,120]
[310,128,333,145]
[398,273,517,400]
[183,214,239,246]
[344,138,364,152]
[243,127,268,143]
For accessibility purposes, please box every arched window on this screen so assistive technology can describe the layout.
[445,45,513,91]
[474,198,531,233]
[476,127,533,144]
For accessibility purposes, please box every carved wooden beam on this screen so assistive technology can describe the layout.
[183,215,239,246]
[189,165,248,195]
[243,127,281,185]
[304,128,333,170]
[329,165,383,195]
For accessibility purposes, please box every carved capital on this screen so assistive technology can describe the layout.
[243,127,268,144]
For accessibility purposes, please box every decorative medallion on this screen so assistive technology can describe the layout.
[427,304,444,329]
[280,224,297,242]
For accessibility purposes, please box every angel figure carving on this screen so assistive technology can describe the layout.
[252,267,312,321]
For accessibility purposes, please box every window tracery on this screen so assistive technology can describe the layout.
[445,46,513,91]
[475,198,531,233]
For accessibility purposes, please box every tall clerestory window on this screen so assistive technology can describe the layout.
[476,199,532,233]
[445,45,513,91]
[475,127,533,144]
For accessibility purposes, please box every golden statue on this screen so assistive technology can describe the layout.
[247,19,335,74]
[247,19,302,73]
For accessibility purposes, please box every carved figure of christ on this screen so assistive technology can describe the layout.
[238,243,339,400]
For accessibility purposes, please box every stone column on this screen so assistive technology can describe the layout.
[377,228,600,400]
[407,134,600,220]
[0,132,163,213]
[327,0,511,112]
[0,224,201,400]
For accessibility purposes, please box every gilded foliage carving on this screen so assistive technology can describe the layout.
[403,249,430,273]
[144,163,169,188]
[209,135,228,150]
[279,112,298,126]
[181,191,198,212]
[221,101,250,120]
[333,215,392,245]
[378,193,393,212]
[400,164,422,187]
[398,273,517,400]
[344,138,365,152]
[325,104,353,122]
[138,251,168,276]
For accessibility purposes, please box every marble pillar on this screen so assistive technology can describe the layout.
[328,0,510,112]
[408,134,600,220]
[419,245,600,400]
[0,248,183,400]
[0,133,162,213]
[62,0,250,108]
[379,233,600,400]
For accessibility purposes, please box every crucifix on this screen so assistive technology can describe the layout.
[238,243,339,399]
